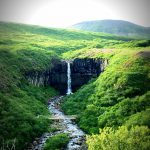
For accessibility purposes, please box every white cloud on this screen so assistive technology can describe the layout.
[0,0,149,27]
[28,0,118,27]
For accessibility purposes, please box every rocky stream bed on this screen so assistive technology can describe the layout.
[27,96,87,150]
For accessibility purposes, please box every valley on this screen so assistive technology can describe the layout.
[0,22,150,150]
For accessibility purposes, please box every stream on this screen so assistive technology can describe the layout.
[29,96,87,150]
[28,61,87,150]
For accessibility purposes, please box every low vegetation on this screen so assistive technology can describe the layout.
[87,126,150,150]
[62,49,150,148]
[0,21,150,149]
[44,133,69,150]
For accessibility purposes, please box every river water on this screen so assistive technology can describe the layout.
[29,96,86,150]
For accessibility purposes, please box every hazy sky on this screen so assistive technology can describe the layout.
[0,0,149,28]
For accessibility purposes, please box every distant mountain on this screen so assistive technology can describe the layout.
[70,20,150,39]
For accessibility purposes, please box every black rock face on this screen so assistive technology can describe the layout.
[48,59,67,94]
[26,58,108,94]
[70,58,108,92]
[25,59,67,94]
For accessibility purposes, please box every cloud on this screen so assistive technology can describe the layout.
[0,0,149,27]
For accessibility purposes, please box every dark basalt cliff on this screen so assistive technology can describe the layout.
[26,59,67,94]
[70,58,108,92]
[26,58,108,94]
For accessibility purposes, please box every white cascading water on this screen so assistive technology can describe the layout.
[67,61,72,95]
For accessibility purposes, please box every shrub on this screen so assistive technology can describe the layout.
[87,126,150,150]
[44,133,69,150]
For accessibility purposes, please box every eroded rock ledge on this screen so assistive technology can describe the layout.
[25,58,108,94]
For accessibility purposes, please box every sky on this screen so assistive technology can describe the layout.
[0,0,150,28]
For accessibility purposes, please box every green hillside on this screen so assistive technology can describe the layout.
[71,20,150,39]
[0,22,150,149]
[62,49,150,149]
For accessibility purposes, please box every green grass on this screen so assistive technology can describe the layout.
[62,49,150,149]
[0,85,58,149]
[0,21,150,149]
[62,49,150,133]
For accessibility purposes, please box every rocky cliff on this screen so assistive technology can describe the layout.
[70,58,108,92]
[25,58,108,94]
[25,59,67,94]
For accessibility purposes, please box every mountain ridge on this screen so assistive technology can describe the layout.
[70,19,150,39]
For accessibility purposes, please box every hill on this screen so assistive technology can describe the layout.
[0,22,150,149]
[0,21,133,149]
[62,49,150,149]
[70,20,150,39]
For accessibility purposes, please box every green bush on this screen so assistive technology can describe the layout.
[44,133,69,150]
[87,126,150,150]
[0,86,57,150]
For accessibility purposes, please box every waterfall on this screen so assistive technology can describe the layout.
[67,61,72,95]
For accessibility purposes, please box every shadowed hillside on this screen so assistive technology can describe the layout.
[71,20,150,39]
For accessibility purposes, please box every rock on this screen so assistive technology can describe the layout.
[27,143,33,150]
[71,58,108,92]
[33,141,38,146]
[79,142,88,150]
[25,58,108,94]
[35,138,40,141]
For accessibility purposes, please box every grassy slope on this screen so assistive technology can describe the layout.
[0,23,60,149]
[62,49,150,133]
[62,48,150,149]
[0,22,150,149]
[0,22,133,149]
